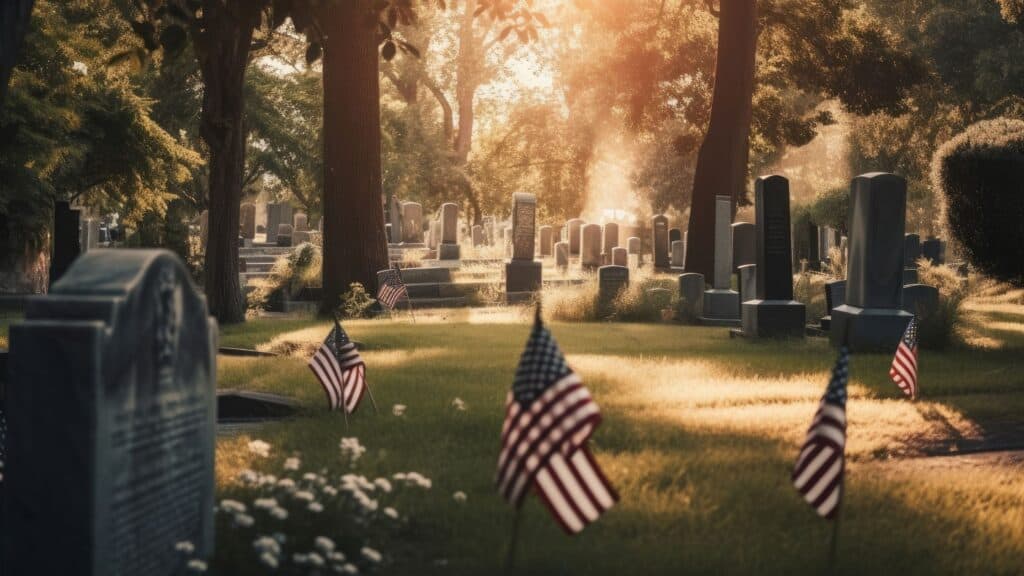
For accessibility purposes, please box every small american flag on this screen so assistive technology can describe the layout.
[890,317,919,399]
[376,267,408,311]
[793,346,848,520]
[308,320,366,414]
[496,310,617,534]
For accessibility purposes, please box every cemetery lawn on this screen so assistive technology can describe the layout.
[215,311,1024,575]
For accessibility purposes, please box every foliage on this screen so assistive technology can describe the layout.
[809,186,850,236]
[546,272,678,323]
[247,243,322,312]
[916,260,970,349]
[0,0,200,253]
[794,271,828,324]
[339,282,379,319]
[931,117,1024,284]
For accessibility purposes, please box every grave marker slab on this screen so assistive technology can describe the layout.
[581,224,602,270]
[741,175,805,337]
[598,265,629,315]
[671,240,685,268]
[702,196,740,323]
[567,218,584,255]
[603,223,619,264]
[4,250,217,576]
[677,273,704,321]
[831,173,912,350]
[506,193,541,298]
[401,202,424,244]
[240,203,256,239]
[904,233,921,268]
[612,246,628,267]
[539,226,553,257]
[555,241,569,271]
[652,215,670,269]
[731,222,755,270]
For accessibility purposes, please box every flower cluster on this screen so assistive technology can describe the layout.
[216,437,433,574]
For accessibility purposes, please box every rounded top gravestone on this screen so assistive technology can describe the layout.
[5,250,217,576]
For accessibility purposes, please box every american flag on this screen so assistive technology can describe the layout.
[792,346,848,520]
[376,267,408,311]
[308,320,367,414]
[890,317,919,399]
[496,310,617,534]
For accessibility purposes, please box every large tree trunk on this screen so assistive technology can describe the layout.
[0,0,34,104]
[321,0,389,314]
[684,0,758,279]
[198,1,260,325]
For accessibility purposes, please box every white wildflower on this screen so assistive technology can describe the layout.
[270,506,289,520]
[247,439,271,457]
[383,507,399,519]
[374,478,392,493]
[339,563,359,574]
[294,490,315,503]
[329,551,346,563]
[308,552,325,567]
[71,61,88,75]
[259,552,279,569]
[315,536,336,553]
[186,559,207,573]
[253,498,278,511]
[302,472,318,482]
[308,501,324,513]
[283,457,301,471]
[233,513,255,527]
[219,500,246,514]
[453,491,467,504]
[361,546,383,563]
[277,478,296,491]
[392,404,407,416]
[258,474,278,487]
[253,536,281,556]
[174,541,195,554]
[451,397,467,411]
[238,469,258,485]
[339,437,367,463]
[322,485,339,497]
[293,553,309,565]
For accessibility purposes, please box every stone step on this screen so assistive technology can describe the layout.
[242,262,275,273]
[239,246,291,257]
[405,296,467,309]
[390,267,452,284]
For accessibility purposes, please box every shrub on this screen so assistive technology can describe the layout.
[338,282,377,319]
[545,272,679,323]
[932,117,1024,285]
[915,260,969,349]
[248,243,322,312]
[809,186,850,236]
[794,271,828,324]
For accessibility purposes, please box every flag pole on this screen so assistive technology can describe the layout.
[364,378,380,415]
[504,507,523,572]
[826,505,842,572]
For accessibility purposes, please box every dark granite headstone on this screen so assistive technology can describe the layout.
[581,224,602,270]
[901,284,939,318]
[506,193,541,298]
[669,228,682,245]
[738,264,757,303]
[831,173,912,350]
[652,215,669,269]
[50,201,81,287]
[277,223,294,247]
[597,265,629,314]
[742,175,805,337]
[266,203,292,245]
[4,250,216,575]
[240,203,256,240]
[677,273,704,321]
[921,238,945,265]
[731,222,756,270]
[904,233,921,268]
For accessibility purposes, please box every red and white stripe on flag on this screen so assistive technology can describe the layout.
[792,401,846,519]
[496,374,618,534]
[308,343,366,414]
[890,340,918,398]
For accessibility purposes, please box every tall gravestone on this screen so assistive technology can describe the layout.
[602,222,619,264]
[677,273,705,321]
[388,195,403,243]
[539,226,553,257]
[702,196,741,323]
[627,236,641,268]
[819,280,846,331]
[4,250,216,576]
[669,228,682,246]
[439,203,460,260]
[555,241,569,272]
[50,201,82,287]
[551,225,563,255]
[652,215,670,269]
[293,212,308,232]
[266,203,292,245]
[401,202,424,244]
[732,222,756,270]
[506,193,542,299]
[472,225,484,247]
[581,224,602,270]
[904,233,921,283]
[612,246,628,266]
[566,218,584,256]
[831,173,913,350]
[671,240,685,268]
[741,175,805,337]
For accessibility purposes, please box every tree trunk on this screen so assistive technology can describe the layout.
[684,0,758,279]
[198,1,260,325]
[453,0,478,163]
[321,0,389,314]
[0,0,35,104]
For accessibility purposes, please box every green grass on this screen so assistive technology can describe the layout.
[214,314,1024,575]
